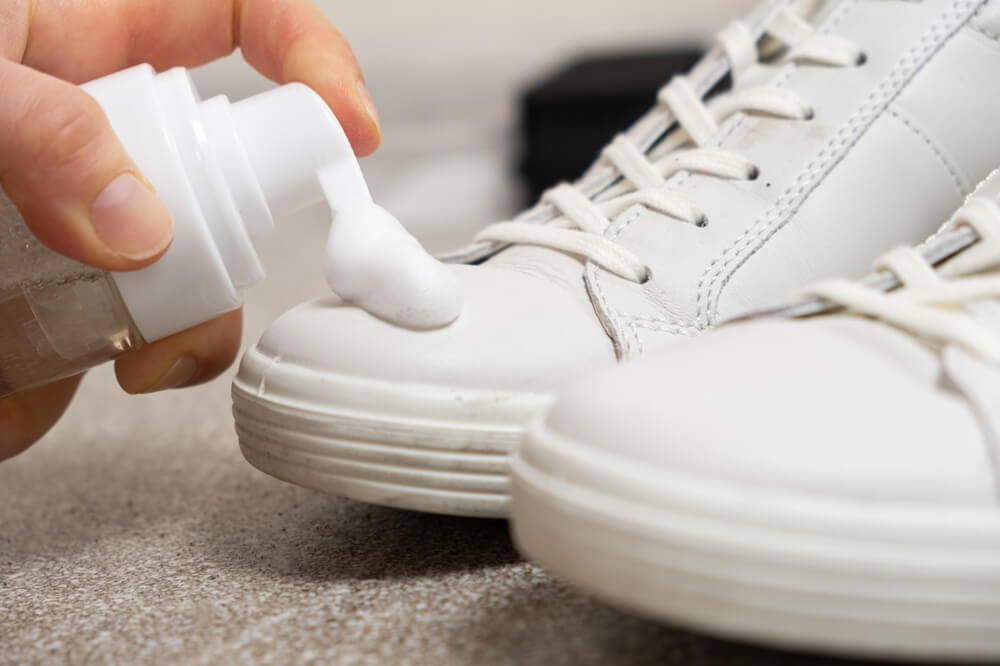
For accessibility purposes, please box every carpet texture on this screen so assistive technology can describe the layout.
[0,375,895,666]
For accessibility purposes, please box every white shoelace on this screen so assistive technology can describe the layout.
[473,4,864,282]
[804,197,1000,362]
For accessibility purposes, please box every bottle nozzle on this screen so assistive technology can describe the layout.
[230,83,366,219]
[231,83,461,329]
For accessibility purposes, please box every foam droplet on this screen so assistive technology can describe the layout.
[323,203,462,329]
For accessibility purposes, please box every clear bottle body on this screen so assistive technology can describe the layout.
[0,192,144,399]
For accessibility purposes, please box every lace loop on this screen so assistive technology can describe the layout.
[876,246,941,290]
[710,87,814,122]
[803,197,1000,363]
[542,184,611,236]
[766,7,816,49]
[617,190,703,226]
[718,21,758,81]
[808,277,1000,362]
[662,149,756,182]
[770,8,863,67]
[474,4,862,283]
[476,222,648,282]
[658,77,720,147]
[604,136,668,191]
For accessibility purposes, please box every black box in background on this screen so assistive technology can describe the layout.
[518,48,703,204]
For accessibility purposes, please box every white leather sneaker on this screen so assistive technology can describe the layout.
[510,173,1000,661]
[233,0,1000,517]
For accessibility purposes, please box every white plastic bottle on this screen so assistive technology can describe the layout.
[0,64,460,399]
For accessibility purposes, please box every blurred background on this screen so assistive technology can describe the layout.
[193,0,755,253]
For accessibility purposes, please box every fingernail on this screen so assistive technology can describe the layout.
[357,81,381,135]
[91,173,173,261]
[146,356,198,393]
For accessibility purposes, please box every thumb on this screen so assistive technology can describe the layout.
[0,59,173,271]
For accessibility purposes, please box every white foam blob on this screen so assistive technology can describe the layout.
[322,203,462,329]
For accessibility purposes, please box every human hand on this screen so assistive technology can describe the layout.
[0,0,381,460]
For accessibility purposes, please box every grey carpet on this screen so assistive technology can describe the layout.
[0,368,892,665]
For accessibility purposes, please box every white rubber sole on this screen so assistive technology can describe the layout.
[510,420,1000,662]
[231,344,552,517]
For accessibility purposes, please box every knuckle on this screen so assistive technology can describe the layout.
[17,91,107,170]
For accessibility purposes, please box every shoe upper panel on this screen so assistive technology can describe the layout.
[252,259,617,392]
[543,317,1000,506]
[716,109,967,320]
[719,14,1000,322]
[893,12,1000,194]
[589,0,996,358]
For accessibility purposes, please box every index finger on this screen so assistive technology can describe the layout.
[12,0,381,156]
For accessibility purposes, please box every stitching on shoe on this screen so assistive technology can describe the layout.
[695,0,856,327]
[593,42,796,332]
[887,105,970,196]
[593,207,643,350]
[625,320,642,358]
[623,315,635,357]
[605,205,646,244]
[696,0,979,328]
[590,111,750,335]
[613,312,701,337]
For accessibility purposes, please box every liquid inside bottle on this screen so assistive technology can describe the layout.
[1,194,144,399]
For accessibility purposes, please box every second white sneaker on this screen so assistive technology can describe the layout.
[511,172,1000,662]
[233,0,1000,516]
